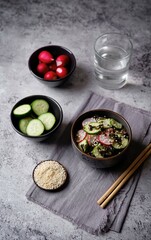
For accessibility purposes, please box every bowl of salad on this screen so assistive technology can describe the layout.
[71,109,132,168]
[10,95,63,142]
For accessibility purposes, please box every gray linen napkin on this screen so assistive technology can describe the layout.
[26,92,151,235]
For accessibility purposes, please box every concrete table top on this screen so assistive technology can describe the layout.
[0,0,151,239]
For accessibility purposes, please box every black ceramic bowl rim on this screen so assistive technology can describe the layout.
[28,45,76,83]
[71,109,132,161]
[32,160,68,191]
[10,95,63,140]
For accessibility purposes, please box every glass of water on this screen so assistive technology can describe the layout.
[94,33,133,90]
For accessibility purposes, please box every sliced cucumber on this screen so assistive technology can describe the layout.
[78,139,89,153]
[96,117,106,124]
[31,99,49,116]
[13,104,31,117]
[111,119,122,129]
[84,122,101,135]
[19,117,32,134]
[114,130,123,138]
[113,138,129,149]
[91,145,103,158]
[38,112,56,131]
[102,118,113,128]
[26,119,44,136]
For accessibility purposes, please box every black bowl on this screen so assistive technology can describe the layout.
[71,109,132,168]
[32,160,68,191]
[10,95,63,142]
[28,45,76,87]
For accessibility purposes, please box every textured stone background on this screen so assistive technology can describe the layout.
[0,0,151,239]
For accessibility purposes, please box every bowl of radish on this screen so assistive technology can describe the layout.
[28,45,76,87]
[71,109,132,168]
[10,95,63,141]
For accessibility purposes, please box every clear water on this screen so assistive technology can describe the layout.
[94,45,130,90]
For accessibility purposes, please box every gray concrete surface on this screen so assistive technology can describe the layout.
[0,0,151,239]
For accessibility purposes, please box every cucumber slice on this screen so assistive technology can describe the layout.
[91,145,103,158]
[26,119,44,136]
[78,139,89,153]
[96,117,106,124]
[111,119,122,129]
[114,130,123,138]
[113,138,129,149]
[38,112,56,131]
[83,122,101,135]
[102,118,113,128]
[31,99,49,116]
[13,104,31,117]
[19,117,32,134]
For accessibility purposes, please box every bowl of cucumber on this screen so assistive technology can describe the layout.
[71,109,132,168]
[10,95,63,142]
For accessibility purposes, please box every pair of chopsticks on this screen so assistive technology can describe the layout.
[97,143,151,208]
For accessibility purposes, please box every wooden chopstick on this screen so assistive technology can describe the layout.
[97,143,151,208]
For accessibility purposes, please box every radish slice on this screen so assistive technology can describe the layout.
[82,117,96,127]
[87,134,99,146]
[98,133,113,146]
[75,129,87,142]
[105,128,114,136]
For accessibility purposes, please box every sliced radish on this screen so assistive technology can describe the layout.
[75,129,87,143]
[98,133,113,146]
[82,117,96,127]
[87,134,99,146]
[105,128,114,136]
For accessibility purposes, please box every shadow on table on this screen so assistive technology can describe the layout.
[56,65,93,91]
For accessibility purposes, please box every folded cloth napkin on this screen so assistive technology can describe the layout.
[26,92,151,235]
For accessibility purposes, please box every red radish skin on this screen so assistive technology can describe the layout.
[38,51,54,64]
[49,62,57,71]
[44,71,58,80]
[37,63,49,75]
[56,55,70,67]
[56,67,68,78]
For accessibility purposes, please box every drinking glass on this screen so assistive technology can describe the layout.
[94,33,133,90]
